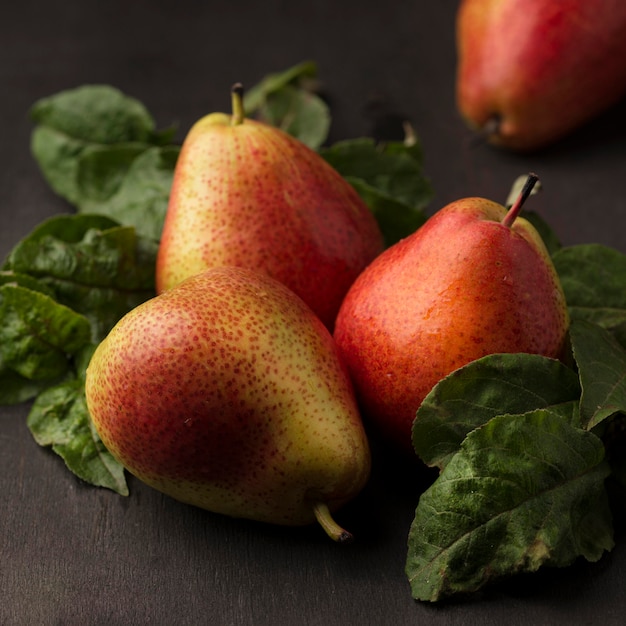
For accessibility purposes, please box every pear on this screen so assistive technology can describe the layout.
[85,266,371,541]
[456,0,626,151]
[333,174,569,453]
[156,84,384,330]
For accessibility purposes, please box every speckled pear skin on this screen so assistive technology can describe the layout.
[155,111,384,331]
[85,267,371,527]
[333,197,570,453]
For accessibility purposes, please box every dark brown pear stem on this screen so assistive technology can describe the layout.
[231,83,245,126]
[501,172,540,228]
[313,502,353,543]
[469,114,502,149]
[482,114,502,139]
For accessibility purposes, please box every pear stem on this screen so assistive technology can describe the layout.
[230,83,245,126]
[312,502,353,543]
[482,114,502,139]
[469,115,502,149]
[501,172,539,228]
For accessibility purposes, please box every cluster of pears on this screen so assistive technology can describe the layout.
[86,84,380,542]
[456,0,626,151]
[86,81,570,541]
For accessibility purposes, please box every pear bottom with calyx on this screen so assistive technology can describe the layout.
[85,266,370,541]
[456,0,626,151]
[334,174,570,454]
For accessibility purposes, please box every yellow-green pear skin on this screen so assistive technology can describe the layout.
[85,267,370,535]
[155,88,384,331]
[334,194,570,454]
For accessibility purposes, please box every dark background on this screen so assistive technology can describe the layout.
[3,1,626,624]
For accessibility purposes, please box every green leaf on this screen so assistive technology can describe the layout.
[73,342,98,384]
[243,60,319,113]
[406,409,613,602]
[320,137,432,246]
[570,318,626,429]
[27,378,128,495]
[30,84,177,213]
[74,142,151,203]
[552,244,626,330]
[30,126,87,204]
[412,353,581,470]
[255,85,330,150]
[0,275,81,405]
[0,270,56,297]
[4,214,157,341]
[77,145,180,240]
[346,177,428,249]
[5,213,120,252]
[30,84,157,144]
[320,137,431,208]
[0,284,91,380]
[243,62,330,149]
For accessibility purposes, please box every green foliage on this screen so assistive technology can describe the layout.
[27,375,128,495]
[570,319,626,429]
[243,61,319,112]
[320,137,432,246]
[412,353,581,470]
[406,312,626,600]
[77,146,180,241]
[30,85,178,239]
[407,408,613,602]
[3,214,158,342]
[553,244,626,332]
[243,60,329,150]
[0,284,91,383]
[0,213,156,492]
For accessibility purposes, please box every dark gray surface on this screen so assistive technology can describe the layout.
[2,1,626,624]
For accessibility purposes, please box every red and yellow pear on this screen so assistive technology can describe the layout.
[156,84,384,330]
[333,175,570,453]
[456,0,626,151]
[85,266,371,542]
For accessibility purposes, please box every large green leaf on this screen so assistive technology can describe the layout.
[406,409,613,602]
[553,244,626,330]
[412,353,581,470]
[30,84,177,213]
[320,137,432,245]
[570,318,626,429]
[77,145,180,240]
